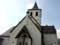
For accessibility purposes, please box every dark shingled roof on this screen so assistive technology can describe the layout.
[28,16,56,34]
[41,26,56,34]
[32,2,39,9]
[28,2,41,10]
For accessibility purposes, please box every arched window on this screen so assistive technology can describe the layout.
[36,12,38,16]
[0,38,4,45]
[17,34,32,45]
[30,12,32,16]
[16,26,32,45]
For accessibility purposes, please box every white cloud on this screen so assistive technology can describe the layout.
[26,3,34,9]
[0,0,17,35]
[25,0,34,9]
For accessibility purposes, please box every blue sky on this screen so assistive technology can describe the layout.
[0,0,60,38]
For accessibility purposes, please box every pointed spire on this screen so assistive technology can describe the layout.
[32,2,39,9]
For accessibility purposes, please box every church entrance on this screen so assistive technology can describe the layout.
[16,26,32,45]
[17,34,31,45]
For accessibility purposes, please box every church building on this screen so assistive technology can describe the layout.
[0,2,58,45]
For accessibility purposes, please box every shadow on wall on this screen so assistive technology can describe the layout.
[0,38,4,45]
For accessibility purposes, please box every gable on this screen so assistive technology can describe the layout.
[10,15,41,37]
[10,16,26,33]
[15,26,31,38]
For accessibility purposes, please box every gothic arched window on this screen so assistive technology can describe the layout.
[17,34,32,45]
[30,12,32,16]
[16,26,32,45]
[36,12,38,16]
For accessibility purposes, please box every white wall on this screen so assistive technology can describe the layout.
[44,34,58,45]
[28,9,42,25]
[2,38,10,45]
[26,17,41,45]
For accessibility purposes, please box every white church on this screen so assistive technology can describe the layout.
[0,2,58,45]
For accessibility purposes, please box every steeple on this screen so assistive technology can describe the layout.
[27,2,42,25]
[32,2,39,10]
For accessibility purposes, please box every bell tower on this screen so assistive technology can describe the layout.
[27,2,42,25]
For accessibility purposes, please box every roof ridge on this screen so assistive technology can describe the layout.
[10,16,26,33]
[28,16,41,31]
[31,16,40,26]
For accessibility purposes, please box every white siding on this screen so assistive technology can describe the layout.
[28,9,42,25]
[26,17,41,45]
[44,34,58,45]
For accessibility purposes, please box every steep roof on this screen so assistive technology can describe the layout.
[28,2,41,10]
[15,26,31,38]
[10,16,26,33]
[32,2,39,9]
[41,26,56,34]
[2,26,15,36]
